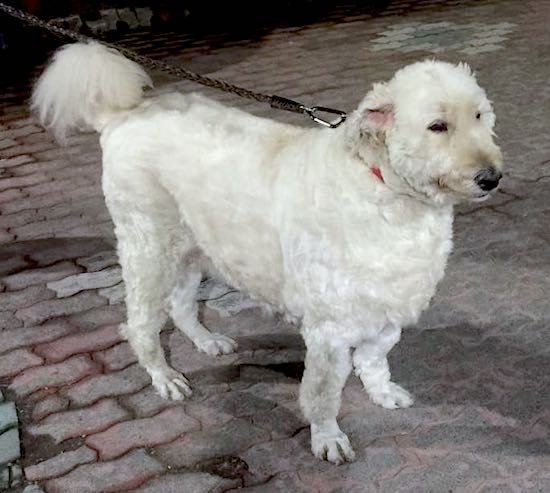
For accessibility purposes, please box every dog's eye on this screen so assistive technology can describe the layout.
[428,121,448,133]
[476,112,481,119]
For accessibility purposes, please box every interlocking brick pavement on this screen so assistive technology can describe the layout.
[1,0,549,491]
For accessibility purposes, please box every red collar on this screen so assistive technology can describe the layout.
[371,166,384,183]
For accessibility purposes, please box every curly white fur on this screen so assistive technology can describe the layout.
[32,42,503,464]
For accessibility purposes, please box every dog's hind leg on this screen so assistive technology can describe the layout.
[353,324,413,409]
[105,174,192,401]
[300,326,356,464]
[169,267,237,356]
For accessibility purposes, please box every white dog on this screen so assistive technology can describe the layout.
[32,42,502,464]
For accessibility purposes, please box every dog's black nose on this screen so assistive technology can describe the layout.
[474,167,502,191]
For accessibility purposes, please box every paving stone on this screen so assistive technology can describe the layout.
[9,157,87,178]
[197,277,234,301]
[197,390,277,420]
[86,407,200,460]
[76,250,118,272]
[34,324,124,363]
[0,154,35,169]
[2,285,55,311]
[0,138,17,150]
[25,238,112,267]
[68,304,126,330]
[154,418,270,468]
[0,428,20,465]
[1,319,75,353]
[22,484,46,493]
[44,449,164,493]
[10,463,22,487]
[0,171,52,193]
[0,229,16,243]
[185,400,235,429]
[0,348,43,379]
[134,472,239,493]
[205,291,260,317]
[249,404,305,439]
[0,184,100,216]
[98,282,125,304]
[62,364,150,407]
[0,124,42,140]
[0,261,84,291]
[117,7,140,29]
[0,467,7,490]
[9,354,99,397]
[93,342,137,372]
[0,140,56,158]
[119,386,179,419]
[135,7,153,27]
[0,196,106,231]
[28,399,130,443]
[0,254,28,278]
[10,208,110,240]
[25,445,97,481]
[32,394,70,422]
[232,472,314,493]
[15,291,108,326]
[0,310,23,330]
[47,266,121,297]
[0,402,18,434]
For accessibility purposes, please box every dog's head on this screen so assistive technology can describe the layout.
[346,60,503,205]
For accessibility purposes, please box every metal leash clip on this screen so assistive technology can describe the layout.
[270,96,347,128]
[303,106,347,128]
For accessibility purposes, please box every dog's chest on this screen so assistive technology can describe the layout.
[284,199,454,327]
[347,204,453,320]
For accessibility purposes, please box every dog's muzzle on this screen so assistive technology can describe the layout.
[474,166,502,191]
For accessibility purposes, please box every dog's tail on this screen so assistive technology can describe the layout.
[32,41,152,140]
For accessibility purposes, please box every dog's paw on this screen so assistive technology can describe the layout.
[369,382,413,409]
[195,333,237,356]
[150,367,192,401]
[311,425,356,465]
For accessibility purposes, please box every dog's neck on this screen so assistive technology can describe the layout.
[370,165,384,183]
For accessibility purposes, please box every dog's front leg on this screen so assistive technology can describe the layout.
[299,327,355,464]
[353,324,413,409]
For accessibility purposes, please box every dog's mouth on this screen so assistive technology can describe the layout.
[436,177,495,202]
[470,193,491,202]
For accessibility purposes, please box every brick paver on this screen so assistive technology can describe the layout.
[134,472,240,493]
[16,291,108,327]
[28,399,130,443]
[44,449,164,493]
[1,320,75,354]
[9,355,99,397]
[0,349,43,379]
[92,342,138,372]
[24,446,97,481]
[31,394,69,422]
[0,0,549,491]
[61,364,150,407]
[85,407,200,460]
[34,324,123,363]
[47,267,121,298]
[0,261,84,291]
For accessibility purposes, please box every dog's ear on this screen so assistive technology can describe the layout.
[346,82,394,152]
[360,82,394,135]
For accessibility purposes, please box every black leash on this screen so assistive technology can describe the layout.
[0,2,347,128]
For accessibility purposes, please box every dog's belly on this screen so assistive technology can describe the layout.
[140,100,296,307]
[189,211,286,306]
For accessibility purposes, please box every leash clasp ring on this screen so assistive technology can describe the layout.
[304,106,347,128]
